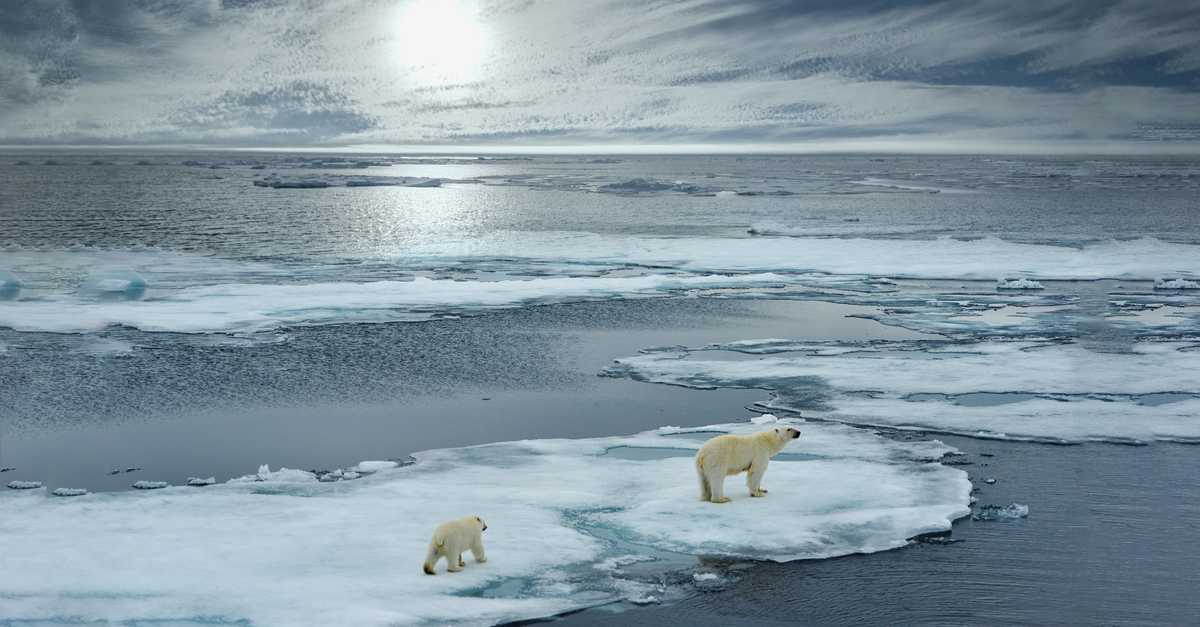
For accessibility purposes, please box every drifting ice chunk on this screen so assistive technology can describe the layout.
[52,488,88,497]
[973,503,1029,520]
[187,477,216,486]
[227,464,319,484]
[353,461,399,473]
[996,278,1044,289]
[1155,278,1200,289]
[7,481,41,490]
[133,481,169,490]
[81,266,149,300]
[0,268,23,288]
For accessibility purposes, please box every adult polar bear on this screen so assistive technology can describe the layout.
[423,515,487,574]
[695,426,801,503]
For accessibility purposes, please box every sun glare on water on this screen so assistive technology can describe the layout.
[393,0,487,81]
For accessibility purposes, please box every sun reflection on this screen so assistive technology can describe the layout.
[393,0,486,82]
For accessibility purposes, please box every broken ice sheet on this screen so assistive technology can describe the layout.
[604,341,1200,443]
[0,422,968,627]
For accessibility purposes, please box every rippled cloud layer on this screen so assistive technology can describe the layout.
[1,0,1198,149]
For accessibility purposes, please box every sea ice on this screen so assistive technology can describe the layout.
[133,481,170,490]
[7,481,41,490]
[603,341,1200,443]
[1155,278,1200,289]
[0,421,969,627]
[973,503,1029,521]
[0,272,799,334]
[996,278,1045,289]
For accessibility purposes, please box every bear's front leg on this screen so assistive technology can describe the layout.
[748,465,767,497]
[471,541,487,563]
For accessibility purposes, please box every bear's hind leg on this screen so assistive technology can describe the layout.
[707,468,731,503]
[697,465,712,501]
[423,544,442,575]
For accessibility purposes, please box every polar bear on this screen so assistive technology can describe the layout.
[423,515,488,574]
[695,426,800,503]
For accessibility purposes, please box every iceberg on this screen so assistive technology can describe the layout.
[996,278,1045,289]
[0,421,969,627]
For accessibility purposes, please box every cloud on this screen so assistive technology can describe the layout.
[0,0,1197,149]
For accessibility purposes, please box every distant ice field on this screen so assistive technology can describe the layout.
[1,235,1197,334]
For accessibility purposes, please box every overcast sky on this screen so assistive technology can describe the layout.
[2,0,1198,151]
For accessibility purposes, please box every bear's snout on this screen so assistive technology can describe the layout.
[791,429,800,438]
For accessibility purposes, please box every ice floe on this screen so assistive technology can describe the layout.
[0,421,969,627]
[996,278,1045,289]
[0,273,797,334]
[603,341,1200,444]
[252,175,440,188]
[1155,278,1200,289]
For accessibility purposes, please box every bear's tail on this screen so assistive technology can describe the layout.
[423,541,442,575]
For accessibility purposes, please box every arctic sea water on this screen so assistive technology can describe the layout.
[1,155,1199,626]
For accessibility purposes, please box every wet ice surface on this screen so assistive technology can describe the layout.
[0,421,969,627]
[551,436,1200,627]
[603,340,1200,444]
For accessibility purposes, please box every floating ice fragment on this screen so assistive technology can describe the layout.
[353,461,399,473]
[996,278,1045,289]
[693,573,719,581]
[973,503,1029,521]
[187,477,216,486]
[52,488,88,497]
[7,481,41,490]
[1155,278,1200,289]
[227,464,318,484]
[81,266,148,300]
[133,481,170,490]
[0,268,23,288]
[984,479,996,484]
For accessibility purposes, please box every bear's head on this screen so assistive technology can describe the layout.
[473,515,487,532]
[773,426,801,441]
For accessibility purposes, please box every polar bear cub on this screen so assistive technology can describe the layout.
[695,426,800,503]
[423,515,487,574]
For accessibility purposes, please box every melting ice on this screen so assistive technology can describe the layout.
[0,421,969,627]
[603,341,1200,444]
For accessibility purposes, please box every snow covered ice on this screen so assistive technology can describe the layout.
[0,421,970,627]
[603,341,1200,444]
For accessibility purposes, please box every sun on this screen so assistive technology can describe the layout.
[393,0,487,82]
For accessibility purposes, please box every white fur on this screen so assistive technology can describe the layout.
[695,426,800,503]
[423,515,487,574]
